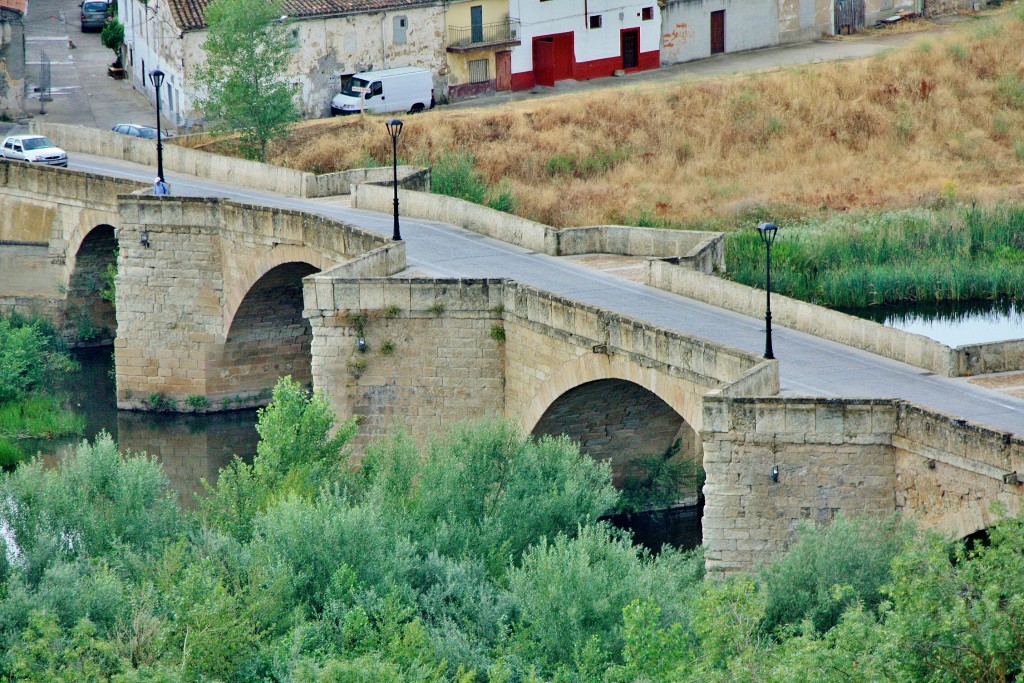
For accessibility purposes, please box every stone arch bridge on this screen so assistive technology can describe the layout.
[1,161,1022,574]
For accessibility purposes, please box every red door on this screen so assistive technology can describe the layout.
[711,10,725,54]
[496,50,511,91]
[552,33,574,81]
[533,38,554,87]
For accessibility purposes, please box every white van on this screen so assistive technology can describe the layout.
[331,67,435,116]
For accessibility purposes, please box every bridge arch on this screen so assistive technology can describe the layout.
[521,353,705,436]
[65,223,118,346]
[531,377,699,487]
[210,260,320,401]
[222,243,338,327]
[523,354,705,488]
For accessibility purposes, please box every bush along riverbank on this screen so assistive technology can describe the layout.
[0,378,1023,681]
[0,314,83,467]
[726,203,1024,309]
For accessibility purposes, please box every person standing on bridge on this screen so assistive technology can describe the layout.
[154,177,170,195]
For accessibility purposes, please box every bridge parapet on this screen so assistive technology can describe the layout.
[304,275,774,451]
[703,395,1024,573]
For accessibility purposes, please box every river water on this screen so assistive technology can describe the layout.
[841,298,1024,347]
[39,348,701,550]
[38,348,260,505]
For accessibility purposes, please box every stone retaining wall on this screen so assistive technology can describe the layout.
[328,166,432,195]
[30,123,428,198]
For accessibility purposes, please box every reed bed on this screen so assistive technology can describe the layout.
[188,9,1024,230]
[727,205,1024,308]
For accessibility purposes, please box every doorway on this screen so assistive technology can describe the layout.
[711,10,725,55]
[496,50,511,91]
[621,29,639,70]
[533,38,554,87]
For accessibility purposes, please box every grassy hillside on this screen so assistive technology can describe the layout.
[191,10,1024,230]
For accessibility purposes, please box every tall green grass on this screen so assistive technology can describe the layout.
[726,205,1024,308]
[0,395,84,440]
[430,149,517,213]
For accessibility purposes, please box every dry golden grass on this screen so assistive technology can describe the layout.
[186,10,1024,228]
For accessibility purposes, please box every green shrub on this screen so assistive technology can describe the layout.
[506,523,702,674]
[0,317,77,403]
[0,437,25,469]
[185,395,209,410]
[431,150,488,204]
[760,514,914,634]
[360,421,618,578]
[0,432,181,581]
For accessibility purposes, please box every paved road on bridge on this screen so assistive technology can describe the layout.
[68,153,1024,436]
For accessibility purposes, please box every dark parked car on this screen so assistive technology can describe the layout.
[112,124,169,140]
[80,0,111,32]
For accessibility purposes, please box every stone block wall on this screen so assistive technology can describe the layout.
[702,396,898,573]
[703,395,1024,574]
[115,197,227,406]
[894,404,1024,539]
[305,278,506,450]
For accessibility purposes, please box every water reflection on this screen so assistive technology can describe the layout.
[840,298,1024,347]
[606,505,703,554]
[39,348,259,505]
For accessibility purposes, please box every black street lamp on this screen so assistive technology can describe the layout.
[385,119,404,241]
[757,222,778,360]
[149,69,165,183]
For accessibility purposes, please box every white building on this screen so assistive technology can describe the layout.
[117,0,447,129]
[507,0,661,90]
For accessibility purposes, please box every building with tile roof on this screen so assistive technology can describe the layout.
[117,0,447,128]
[0,0,25,116]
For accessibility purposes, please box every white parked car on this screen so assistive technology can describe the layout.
[0,135,68,167]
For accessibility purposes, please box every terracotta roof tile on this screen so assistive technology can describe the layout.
[0,0,27,14]
[169,0,434,32]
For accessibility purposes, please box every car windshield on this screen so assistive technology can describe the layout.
[83,2,107,11]
[340,77,370,97]
[22,137,55,151]
[137,127,158,139]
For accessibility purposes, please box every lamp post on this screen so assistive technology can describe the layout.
[385,118,403,241]
[149,69,165,183]
[757,222,778,360]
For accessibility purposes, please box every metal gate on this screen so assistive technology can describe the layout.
[834,0,865,35]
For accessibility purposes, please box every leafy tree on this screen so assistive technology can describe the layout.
[198,376,356,540]
[100,20,124,67]
[194,0,300,161]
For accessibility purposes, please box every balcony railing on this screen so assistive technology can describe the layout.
[447,19,521,51]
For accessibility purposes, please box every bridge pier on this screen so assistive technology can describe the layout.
[115,197,229,409]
